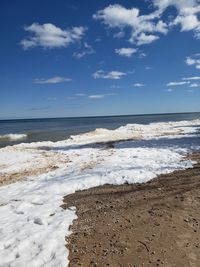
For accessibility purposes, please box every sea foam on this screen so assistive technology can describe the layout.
[0,133,27,141]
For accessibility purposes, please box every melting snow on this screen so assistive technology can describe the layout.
[0,119,200,266]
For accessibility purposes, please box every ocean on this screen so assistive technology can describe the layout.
[1,112,200,147]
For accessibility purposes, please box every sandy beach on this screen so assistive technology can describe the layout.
[64,153,200,267]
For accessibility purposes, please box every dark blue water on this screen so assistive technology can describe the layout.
[0,112,200,148]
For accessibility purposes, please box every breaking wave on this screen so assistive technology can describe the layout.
[0,133,27,141]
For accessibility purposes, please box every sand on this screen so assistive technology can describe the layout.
[63,153,200,267]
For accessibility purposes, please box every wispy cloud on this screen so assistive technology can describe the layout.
[166,77,200,89]
[183,76,200,80]
[21,23,86,49]
[93,70,126,80]
[34,76,71,84]
[73,42,95,59]
[133,83,145,87]
[88,94,105,99]
[88,93,117,99]
[138,52,147,58]
[189,83,199,87]
[166,81,190,86]
[115,47,137,57]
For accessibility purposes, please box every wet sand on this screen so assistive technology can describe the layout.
[63,153,200,267]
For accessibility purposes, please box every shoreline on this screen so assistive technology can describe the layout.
[63,152,200,267]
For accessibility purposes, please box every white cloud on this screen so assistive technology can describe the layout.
[183,76,200,80]
[166,77,200,88]
[189,83,199,87]
[133,83,145,87]
[34,76,71,84]
[167,75,200,89]
[73,42,95,59]
[93,1,200,45]
[166,81,190,86]
[93,4,167,46]
[93,70,126,79]
[185,56,200,69]
[174,14,199,31]
[136,33,159,45]
[21,23,86,49]
[93,4,169,46]
[88,93,116,99]
[155,0,200,37]
[115,47,137,57]
[88,94,105,99]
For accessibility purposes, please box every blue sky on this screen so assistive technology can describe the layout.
[1,0,200,119]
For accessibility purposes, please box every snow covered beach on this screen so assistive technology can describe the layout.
[0,119,200,266]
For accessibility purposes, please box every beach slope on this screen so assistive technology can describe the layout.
[64,153,200,267]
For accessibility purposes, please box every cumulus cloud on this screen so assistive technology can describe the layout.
[115,47,137,57]
[93,1,200,45]
[133,83,145,87]
[21,23,86,49]
[34,76,71,84]
[93,70,126,79]
[73,42,95,59]
[93,4,167,45]
[155,0,200,37]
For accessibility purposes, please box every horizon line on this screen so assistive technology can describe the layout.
[0,111,200,122]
